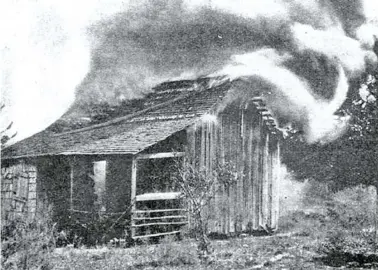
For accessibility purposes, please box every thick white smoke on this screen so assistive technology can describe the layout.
[70,0,378,143]
[0,0,126,142]
[205,0,377,143]
[2,0,378,144]
[212,49,350,143]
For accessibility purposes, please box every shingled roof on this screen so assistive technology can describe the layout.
[2,77,235,159]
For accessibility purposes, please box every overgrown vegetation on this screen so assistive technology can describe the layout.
[3,180,378,269]
[279,178,378,268]
[67,212,131,247]
[1,211,56,270]
[279,70,378,267]
[49,234,323,269]
[318,186,378,267]
[0,104,17,148]
[172,159,238,262]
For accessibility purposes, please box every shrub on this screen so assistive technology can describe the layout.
[68,213,130,247]
[329,185,375,230]
[319,230,377,267]
[172,159,238,262]
[1,212,56,270]
[278,210,327,237]
[320,230,375,255]
[317,185,378,267]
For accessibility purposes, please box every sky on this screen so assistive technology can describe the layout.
[1,0,378,145]
[1,0,128,142]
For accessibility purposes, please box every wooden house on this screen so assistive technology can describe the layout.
[1,77,281,239]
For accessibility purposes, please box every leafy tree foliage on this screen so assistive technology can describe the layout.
[0,104,17,148]
[282,70,378,190]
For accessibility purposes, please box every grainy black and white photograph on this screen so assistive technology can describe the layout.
[1,0,378,269]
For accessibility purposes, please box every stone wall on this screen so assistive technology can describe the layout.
[1,161,37,222]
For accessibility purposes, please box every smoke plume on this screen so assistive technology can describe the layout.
[69,0,378,143]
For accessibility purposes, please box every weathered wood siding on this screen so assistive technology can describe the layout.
[106,156,132,213]
[1,155,133,228]
[187,98,280,234]
[70,157,97,214]
[1,161,37,222]
[37,156,71,228]
[68,155,133,219]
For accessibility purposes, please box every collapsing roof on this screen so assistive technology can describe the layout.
[2,77,277,159]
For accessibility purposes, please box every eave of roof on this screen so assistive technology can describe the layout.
[2,78,231,159]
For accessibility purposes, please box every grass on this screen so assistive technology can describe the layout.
[3,183,378,269]
[50,234,329,270]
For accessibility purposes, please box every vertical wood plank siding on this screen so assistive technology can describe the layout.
[69,159,74,211]
[272,135,280,229]
[131,157,137,238]
[245,102,254,230]
[253,109,262,230]
[186,99,280,234]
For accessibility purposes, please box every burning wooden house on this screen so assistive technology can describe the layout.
[1,78,281,239]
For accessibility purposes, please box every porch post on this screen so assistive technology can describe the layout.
[69,157,74,211]
[131,156,137,238]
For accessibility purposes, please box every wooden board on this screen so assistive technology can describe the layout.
[136,152,185,160]
[135,192,182,201]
